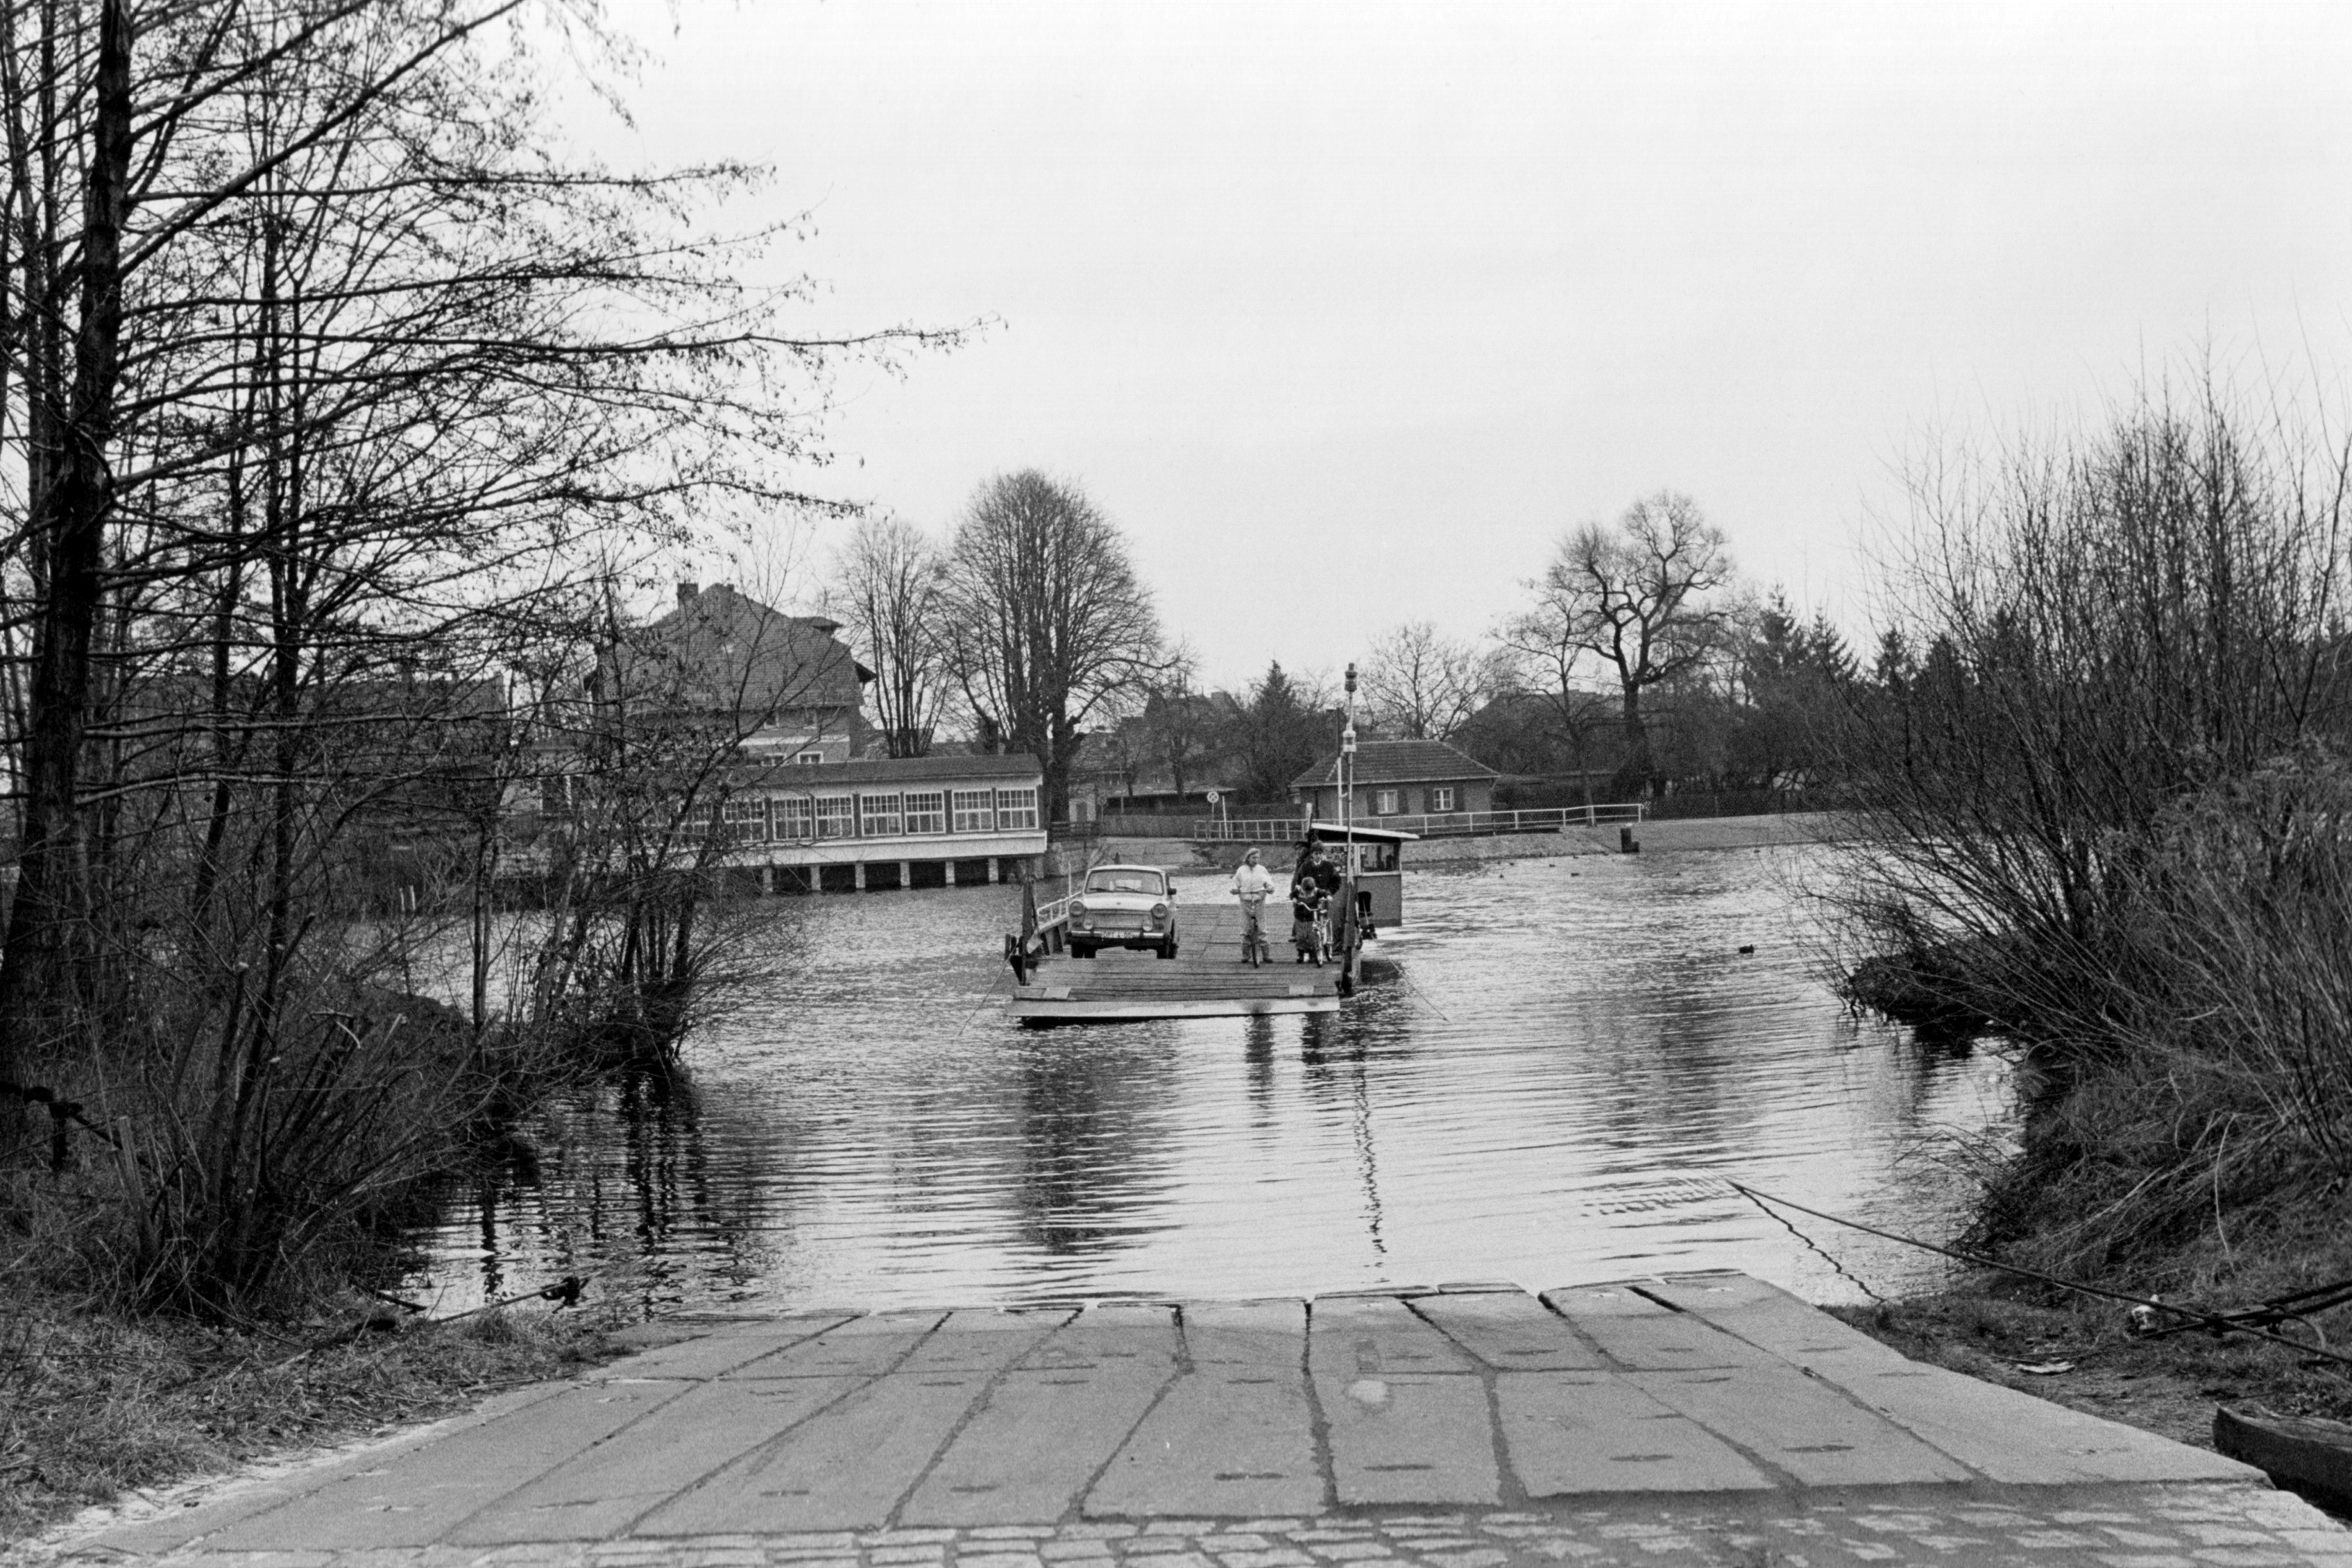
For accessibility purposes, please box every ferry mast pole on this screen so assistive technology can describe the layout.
[1341,662,1358,985]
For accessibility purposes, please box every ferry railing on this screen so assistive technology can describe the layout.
[1128,803,1649,843]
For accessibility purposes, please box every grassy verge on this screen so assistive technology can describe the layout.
[1830,1269,2352,1454]
[0,1285,635,1544]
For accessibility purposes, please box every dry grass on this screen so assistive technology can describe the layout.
[0,1286,631,1543]
[1833,1270,2352,1455]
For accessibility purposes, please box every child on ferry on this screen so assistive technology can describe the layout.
[1291,880,1327,965]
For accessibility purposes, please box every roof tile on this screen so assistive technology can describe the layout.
[1289,738,1499,790]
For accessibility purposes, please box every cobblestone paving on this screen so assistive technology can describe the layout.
[90,1488,2352,1568]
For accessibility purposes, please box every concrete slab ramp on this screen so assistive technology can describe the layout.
[65,1273,2351,1568]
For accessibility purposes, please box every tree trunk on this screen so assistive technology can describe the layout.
[1617,679,1654,796]
[0,0,133,1111]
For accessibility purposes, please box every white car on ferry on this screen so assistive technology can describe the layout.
[1066,864,1179,960]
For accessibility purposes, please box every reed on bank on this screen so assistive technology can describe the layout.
[1827,366,2352,1293]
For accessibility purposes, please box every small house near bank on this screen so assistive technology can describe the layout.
[1290,738,1500,822]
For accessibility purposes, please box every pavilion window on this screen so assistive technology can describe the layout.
[994,787,1039,830]
[951,789,995,833]
[903,790,946,834]
[859,793,903,837]
[815,795,854,839]
[722,797,769,843]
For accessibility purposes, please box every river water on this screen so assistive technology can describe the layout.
[404,844,2009,1317]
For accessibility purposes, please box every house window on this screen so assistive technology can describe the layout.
[903,790,946,834]
[814,795,853,839]
[859,792,903,837]
[995,786,1039,830]
[776,795,814,841]
[951,789,995,833]
[722,797,769,843]
[794,749,826,765]
[539,774,572,819]
[680,802,716,841]
[1429,785,1456,812]
[1374,789,1399,815]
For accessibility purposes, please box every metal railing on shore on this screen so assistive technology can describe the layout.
[1072,804,1648,843]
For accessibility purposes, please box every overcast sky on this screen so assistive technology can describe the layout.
[597,1,2352,692]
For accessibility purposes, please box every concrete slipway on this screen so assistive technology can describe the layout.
[44,1274,2352,1568]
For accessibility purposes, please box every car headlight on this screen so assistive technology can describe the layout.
[1150,903,1168,923]
[1068,899,1086,917]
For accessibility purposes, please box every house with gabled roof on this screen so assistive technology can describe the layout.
[524,581,1048,892]
[1289,738,1501,821]
[600,582,876,762]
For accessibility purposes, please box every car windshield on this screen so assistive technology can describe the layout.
[1084,869,1164,896]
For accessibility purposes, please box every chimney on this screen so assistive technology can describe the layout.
[676,581,699,609]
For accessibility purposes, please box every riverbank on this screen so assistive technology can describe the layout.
[0,1284,634,1544]
[1832,1279,2352,1488]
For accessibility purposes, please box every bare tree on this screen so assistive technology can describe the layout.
[828,515,948,757]
[1475,647,1615,806]
[1359,620,1491,740]
[941,471,1162,819]
[1508,491,1736,794]
[0,0,955,1293]
[1137,644,1226,803]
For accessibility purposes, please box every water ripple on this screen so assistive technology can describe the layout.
[407,844,2011,1315]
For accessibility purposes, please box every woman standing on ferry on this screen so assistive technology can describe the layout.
[1229,849,1281,966]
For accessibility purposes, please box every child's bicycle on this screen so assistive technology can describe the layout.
[1238,894,1274,966]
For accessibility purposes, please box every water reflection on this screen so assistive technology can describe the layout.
[404,845,2011,1313]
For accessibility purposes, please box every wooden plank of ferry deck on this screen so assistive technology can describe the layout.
[1088,1299,1321,1517]
[1019,897,1339,1018]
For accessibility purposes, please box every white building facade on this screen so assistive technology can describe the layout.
[694,752,1048,892]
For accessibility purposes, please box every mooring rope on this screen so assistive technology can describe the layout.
[1730,1179,2352,1372]
[1734,1183,1885,1303]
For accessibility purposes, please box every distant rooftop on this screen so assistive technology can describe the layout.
[739,752,1043,790]
[1290,738,1499,791]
